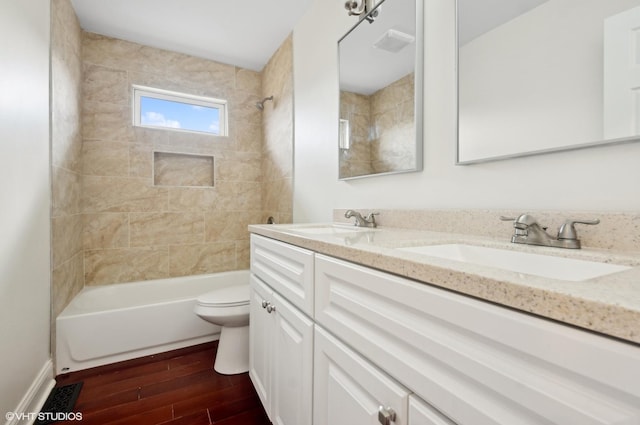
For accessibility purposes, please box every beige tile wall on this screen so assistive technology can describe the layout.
[261,35,294,224]
[339,72,415,178]
[51,0,84,319]
[340,91,374,177]
[371,73,415,173]
[81,33,265,285]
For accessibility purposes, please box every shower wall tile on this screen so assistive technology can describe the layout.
[51,108,83,173]
[129,144,153,178]
[261,34,293,221]
[166,55,236,91]
[339,91,373,177]
[51,214,83,269]
[82,140,130,177]
[83,176,168,213]
[82,101,135,142]
[83,33,172,75]
[204,211,262,242]
[215,181,262,211]
[169,242,236,277]
[216,153,262,182]
[51,54,82,172]
[231,91,263,127]
[236,241,251,270]
[52,167,82,217]
[152,130,234,153]
[83,63,128,105]
[51,0,84,355]
[52,252,84,318]
[84,247,170,285]
[233,122,262,153]
[78,31,296,285]
[168,187,219,212]
[83,213,129,250]
[338,73,415,177]
[261,178,292,214]
[371,73,415,174]
[129,212,204,247]
[236,68,262,93]
[371,73,414,112]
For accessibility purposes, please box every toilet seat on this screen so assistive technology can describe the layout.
[196,284,249,308]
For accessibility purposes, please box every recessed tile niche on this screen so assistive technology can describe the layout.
[153,152,214,187]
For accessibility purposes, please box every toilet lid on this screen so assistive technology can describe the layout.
[197,284,249,307]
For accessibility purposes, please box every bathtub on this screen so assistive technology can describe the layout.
[56,270,249,374]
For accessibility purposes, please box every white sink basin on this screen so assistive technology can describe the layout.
[397,244,631,282]
[290,225,378,235]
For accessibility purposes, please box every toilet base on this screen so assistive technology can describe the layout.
[214,325,249,375]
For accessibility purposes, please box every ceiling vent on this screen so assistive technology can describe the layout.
[373,29,415,53]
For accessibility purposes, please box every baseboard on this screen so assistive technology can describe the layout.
[7,359,55,425]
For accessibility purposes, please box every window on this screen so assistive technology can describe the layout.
[132,85,228,136]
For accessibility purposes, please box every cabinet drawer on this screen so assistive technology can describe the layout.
[409,396,456,425]
[314,325,410,425]
[250,234,314,316]
[315,254,640,425]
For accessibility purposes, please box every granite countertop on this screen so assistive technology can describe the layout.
[249,223,640,346]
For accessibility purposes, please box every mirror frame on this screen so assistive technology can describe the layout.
[338,0,424,180]
[455,0,640,165]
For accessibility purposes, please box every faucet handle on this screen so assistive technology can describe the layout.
[365,212,379,221]
[557,218,600,240]
[501,214,540,230]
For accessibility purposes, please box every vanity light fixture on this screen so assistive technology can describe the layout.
[345,0,380,23]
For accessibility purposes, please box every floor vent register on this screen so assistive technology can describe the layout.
[34,382,83,425]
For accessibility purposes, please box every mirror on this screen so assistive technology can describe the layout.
[457,0,640,164]
[338,0,423,180]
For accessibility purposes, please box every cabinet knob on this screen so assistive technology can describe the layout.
[266,304,276,314]
[261,300,269,309]
[378,406,396,425]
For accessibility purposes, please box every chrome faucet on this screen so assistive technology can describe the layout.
[344,210,378,228]
[500,214,599,249]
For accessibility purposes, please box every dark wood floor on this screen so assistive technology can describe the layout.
[55,341,271,425]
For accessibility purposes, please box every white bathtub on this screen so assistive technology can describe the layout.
[56,270,249,374]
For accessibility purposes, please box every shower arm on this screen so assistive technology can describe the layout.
[256,95,274,110]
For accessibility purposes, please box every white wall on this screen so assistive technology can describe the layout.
[293,0,640,223]
[0,0,52,417]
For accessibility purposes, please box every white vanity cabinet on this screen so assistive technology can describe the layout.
[249,233,640,425]
[249,235,314,425]
[314,325,411,425]
[315,254,640,425]
[314,324,454,425]
[409,397,457,425]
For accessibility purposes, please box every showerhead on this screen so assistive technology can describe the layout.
[256,95,274,110]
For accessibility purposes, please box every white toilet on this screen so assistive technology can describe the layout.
[194,283,250,375]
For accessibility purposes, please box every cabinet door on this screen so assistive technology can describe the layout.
[271,291,313,425]
[249,275,273,414]
[314,325,410,425]
[409,396,456,425]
